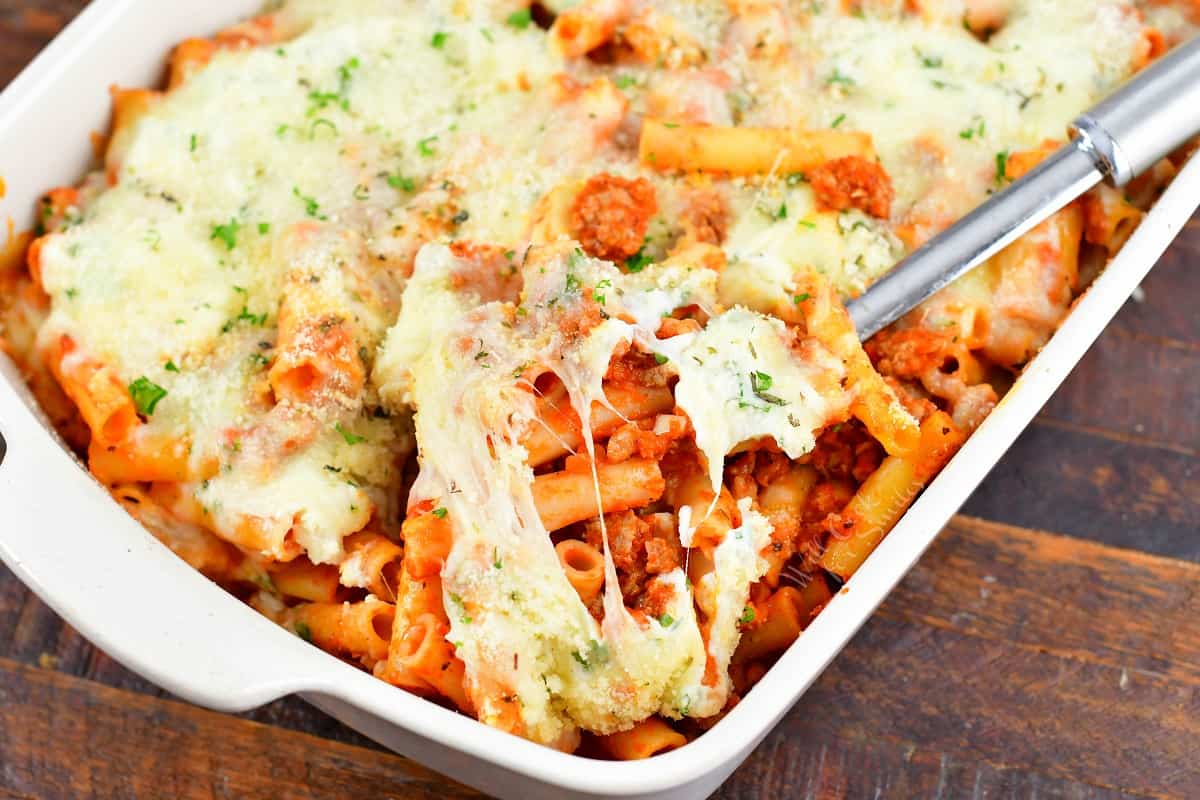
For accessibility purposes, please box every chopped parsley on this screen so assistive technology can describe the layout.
[387,173,416,192]
[309,118,338,139]
[654,353,669,365]
[959,117,986,140]
[506,8,533,29]
[658,613,675,628]
[293,187,326,219]
[624,247,653,273]
[825,68,855,87]
[189,133,198,152]
[448,592,472,624]
[335,422,366,445]
[432,507,448,519]
[592,279,612,305]
[222,298,268,333]
[128,377,167,416]
[614,74,638,90]
[995,149,1010,184]
[793,293,811,304]
[740,605,756,624]
[258,222,270,235]
[417,135,438,157]
[430,31,449,48]
[210,219,240,250]
[493,547,503,570]
[564,267,582,294]
[571,640,610,670]
[750,371,787,407]
[917,49,943,68]
[294,621,313,643]
[164,360,180,373]
[307,56,360,116]
[831,113,847,128]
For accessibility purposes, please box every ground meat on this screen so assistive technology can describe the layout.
[865,327,953,380]
[808,155,895,219]
[571,174,658,261]
[644,535,682,574]
[584,510,651,599]
[808,422,885,484]
[638,578,676,620]
[679,187,729,245]
[604,350,671,386]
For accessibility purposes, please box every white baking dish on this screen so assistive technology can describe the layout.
[1,2,1196,798]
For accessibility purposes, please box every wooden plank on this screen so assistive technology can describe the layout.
[886,517,1200,684]
[0,3,86,87]
[1111,219,1200,345]
[962,420,1200,561]
[750,614,1199,799]
[722,733,1150,800]
[1041,328,1200,453]
[0,655,485,800]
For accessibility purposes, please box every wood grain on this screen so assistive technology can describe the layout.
[0,656,484,800]
[0,2,85,86]
[1041,327,1200,453]
[962,420,1200,560]
[1110,218,1200,344]
[887,517,1200,684]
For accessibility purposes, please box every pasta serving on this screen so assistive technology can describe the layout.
[0,0,1195,759]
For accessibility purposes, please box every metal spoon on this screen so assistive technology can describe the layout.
[847,36,1200,341]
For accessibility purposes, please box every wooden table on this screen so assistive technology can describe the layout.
[1,4,1197,797]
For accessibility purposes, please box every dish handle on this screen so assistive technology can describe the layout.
[0,365,340,713]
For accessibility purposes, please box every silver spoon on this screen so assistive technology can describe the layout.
[847,35,1200,340]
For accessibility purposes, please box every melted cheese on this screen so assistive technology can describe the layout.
[376,243,850,741]
[660,308,839,506]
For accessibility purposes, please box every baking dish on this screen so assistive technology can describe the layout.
[1,2,1198,798]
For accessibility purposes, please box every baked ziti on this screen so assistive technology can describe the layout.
[0,0,1195,759]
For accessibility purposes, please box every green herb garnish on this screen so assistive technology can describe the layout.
[128,377,167,416]
[211,219,240,250]
[625,248,652,273]
[387,173,416,192]
[335,422,366,445]
[506,8,533,29]
[995,149,1010,183]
